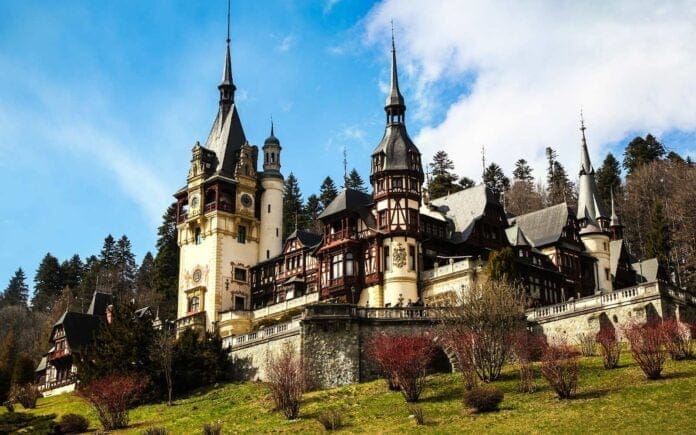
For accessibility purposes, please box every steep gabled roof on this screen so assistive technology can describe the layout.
[87,292,112,317]
[632,258,660,283]
[286,229,323,248]
[204,104,247,178]
[318,188,373,221]
[505,224,531,247]
[508,203,569,248]
[424,184,499,243]
[609,239,624,276]
[52,311,102,353]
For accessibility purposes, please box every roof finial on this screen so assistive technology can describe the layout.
[226,0,231,44]
[580,107,587,144]
[270,116,274,137]
[343,146,348,188]
[579,108,593,175]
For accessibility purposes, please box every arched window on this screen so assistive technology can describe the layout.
[194,227,202,245]
[271,153,275,163]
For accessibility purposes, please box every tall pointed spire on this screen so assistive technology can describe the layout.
[218,0,236,109]
[610,187,621,227]
[576,111,610,228]
[579,109,593,175]
[385,22,405,124]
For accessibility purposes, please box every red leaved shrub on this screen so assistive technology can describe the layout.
[446,331,478,390]
[596,326,621,369]
[366,333,435,402]
[512,330,544,393]
[266,344,304,420]
[661,319,692,360]
[623,321,667,379]
[78,375,145,430]
[540,343,578,399]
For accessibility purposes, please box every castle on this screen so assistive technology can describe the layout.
[172,28,666,340]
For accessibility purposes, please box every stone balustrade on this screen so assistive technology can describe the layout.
[252,292,319,320]
[223,317,302,349]
[420,258,480,281]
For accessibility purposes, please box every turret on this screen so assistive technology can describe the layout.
[609,187,624,240]
[259,123,284,261]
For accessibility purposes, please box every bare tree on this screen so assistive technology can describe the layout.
[151,326,174,406]
[266,344,304,420]
[439,280,527,382]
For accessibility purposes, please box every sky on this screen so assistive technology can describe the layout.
[2,1,696,293]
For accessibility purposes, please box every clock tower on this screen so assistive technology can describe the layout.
[173,30,280,336]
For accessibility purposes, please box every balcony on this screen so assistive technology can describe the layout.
[176,311,206,331]
[48,348,70,361]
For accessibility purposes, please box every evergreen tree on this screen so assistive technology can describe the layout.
[1,268,29,307]
[60,254,84,292]
[458,176,476,189]
[12,353,35,385]
[666,151,685,164]
[282,172,305,239]
[623,134,666,175]
[304,194,323,234]
[0,331,18,402]
[345,168,368,193]
[512,159,534,182]
[595,153,622,205]
[152,204,179,321]
[136,252,155,294]
[76,255,100,312]
[645,202,671,272]
[32,253,63,312]
[115,235,137,295]
[319,176,338,208]
[428,150,462,199]
[483,162,510,201]
[172,328,231,393]
[100,234,118,268]
[547,158,575,207]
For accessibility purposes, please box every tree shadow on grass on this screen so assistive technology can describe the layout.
[570,388,610,400]
[419,384,463,403]
[658,371,692,380]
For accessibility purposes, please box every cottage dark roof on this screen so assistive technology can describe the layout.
[286,229,323,248]
[52,311,102,353]
[425,185,499,243]
[509,203,569,247]
[87,292,112,317]
[318,188,373,221]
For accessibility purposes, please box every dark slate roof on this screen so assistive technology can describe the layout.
[87,292,112,317]
[204,104,247,178]
[286,229,323,248]
[371,124,420,171]
[318,188,373,221]
[576,130,609,222]
[609,239,624,276]
[508,203,569,247]
[505,225,531,247]
[53,311,102,353]
[424,185,498,243]
[35,356,47,373]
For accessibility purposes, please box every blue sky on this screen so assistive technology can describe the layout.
[2,1,696,293]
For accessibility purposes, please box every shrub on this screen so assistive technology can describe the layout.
[59,413,90,434]
[78,375,145,430]
[12,354,36,385]
[439,280,527,382]
[662,319,692,360]
[596,327,621,369]
[316,408,343,430]
[575,333,596,357]
[408,404,425,425]
[10,383,40,409]
[366,333,435,402]
[143,427,169,435]
[540,344,578,399]
[172,328,231,395]
[512,330,543,393]
[623,321,667,380]
[464,386,504,412]
[266,344,304,420]
[202,421,223,435]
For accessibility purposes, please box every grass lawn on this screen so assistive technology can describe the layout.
[11,352,696,434]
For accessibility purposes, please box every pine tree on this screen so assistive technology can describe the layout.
[100,234,118,268]
[1,268,29,307]
[645,202,671,272]
[304,194,323,234]
[115,235,137,296]
[60,254,84,292]
[483,162,510,201]
[32,253,63,312]
[595,153,622,205]
[319,176,338,208]
[428,150,462,199]
[345,168,368,193]
[76,255,100,312]
[282,172,305,239]
[623,134,666,175]
[136,252,155,294]
[458,177,476,189]
[430,150,455,177]
[512,159,534,182]
[153,204,179,321]
[547,159,575,207]
[0,331,18,402]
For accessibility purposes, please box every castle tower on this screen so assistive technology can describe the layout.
[576,114,612,293]
[368,32,424,307]
[258,123,284,261]
[174,26,258,335]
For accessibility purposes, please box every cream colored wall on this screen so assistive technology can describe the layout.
[359,284,383,307]
[382,237,418,306]
[259,177,284,262]
[582,233,612,292]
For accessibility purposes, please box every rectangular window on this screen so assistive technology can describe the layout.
[604,268,610,281]
[237,225,247,244]
[409,245,416,271]
[392,177,403,189]
[379,210,388,230]
[331,254,343,279]
[234,267,247,282]
[384,246,390,272]
[346,252,354,276]
[268,204,271,213]
[234,295,245,311]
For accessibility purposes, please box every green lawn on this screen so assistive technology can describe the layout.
[13,352,696,434]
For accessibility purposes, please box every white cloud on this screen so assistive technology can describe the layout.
[365,1,696,180]
[277,35,296,52]
[323,0,341,15]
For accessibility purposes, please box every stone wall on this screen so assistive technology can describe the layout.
[228,330,301,381]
